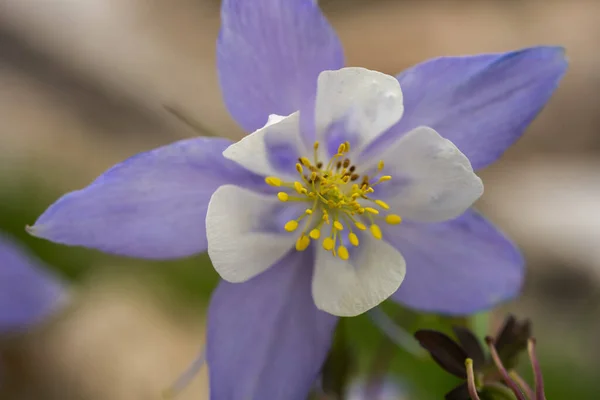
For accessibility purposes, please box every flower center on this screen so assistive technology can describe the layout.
[265,141,402,259]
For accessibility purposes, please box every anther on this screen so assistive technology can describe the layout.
[385,214,402,225]
[355,222,367,231]
[313,141,320,150]
[365,207,380,215]
[349,166,356,172]
[309,229,321,240]
[378,175,392,183]
[349,233,359,247]
[317,162,323,169]
[377,160,385,171]
[265,176,282,187]
[370,224,382,240]
[323,237,335,251]
[375,200,389,210]
[277,192,289,202]
[293,181,306,194]
[295,235,311,251]
[295,163,303,174]
[305,209,313,215]
[285,221,299,232]
[338,246,349,260]
[343,159,350,168]
[333,221,344,231]
[300,157,311,167]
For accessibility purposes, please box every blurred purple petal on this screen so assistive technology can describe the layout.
[0,234,66,332]
[386,209,524,314]
[30,137,264,259]
[207,250,337,400]
[218,0,344,132]
[365,47,567,170]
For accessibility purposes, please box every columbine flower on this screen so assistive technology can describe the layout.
[0,233,66,333]
[28,0,566,398]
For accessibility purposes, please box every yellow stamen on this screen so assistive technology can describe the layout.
[375,200,389,210]
[370,224,382,240]
[355,222,367,231]
[365,207,380,215]
[338,245,349,260]
[268,141,400,260]
[294,181,306,194]
[265,176,282,187]
[349,233,359,247]
[285,220,299,232]
[323,237,335,251]
[385,214,402,225]
[296,235,311,251]
[277,192,289,202]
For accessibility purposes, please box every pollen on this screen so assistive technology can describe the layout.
[375,200,389,210]
[355,222,367,231]
[295,235,311,251]
[267,141,402,259]
[385,214,402,225]
[323,237,335,251]
[338,245,349,260]
[284,220,299,232]
[293,181,306,194]
[265,176,282,186]
[277,192,289,202]
[370,224,382,240]
[349,233,359,247]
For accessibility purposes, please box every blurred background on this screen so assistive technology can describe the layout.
[0,0,599,398]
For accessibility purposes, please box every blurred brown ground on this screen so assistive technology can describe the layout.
[1,0,599,398]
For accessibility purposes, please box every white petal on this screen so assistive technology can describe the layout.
[377,126,483,222]
[222,112,305,178]
[315,67,404,152]
[312,236,406,317]
[206,185,296,283]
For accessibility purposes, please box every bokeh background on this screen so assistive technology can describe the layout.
[1,0,599,398]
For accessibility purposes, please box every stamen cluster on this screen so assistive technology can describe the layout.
[265,141,402,259]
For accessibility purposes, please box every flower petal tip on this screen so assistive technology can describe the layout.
[25,224,40,237]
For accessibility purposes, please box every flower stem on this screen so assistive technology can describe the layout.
[509,370,535,400]
[485,337,527,400]
[528,338,546,400]
[465,358,481,400]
